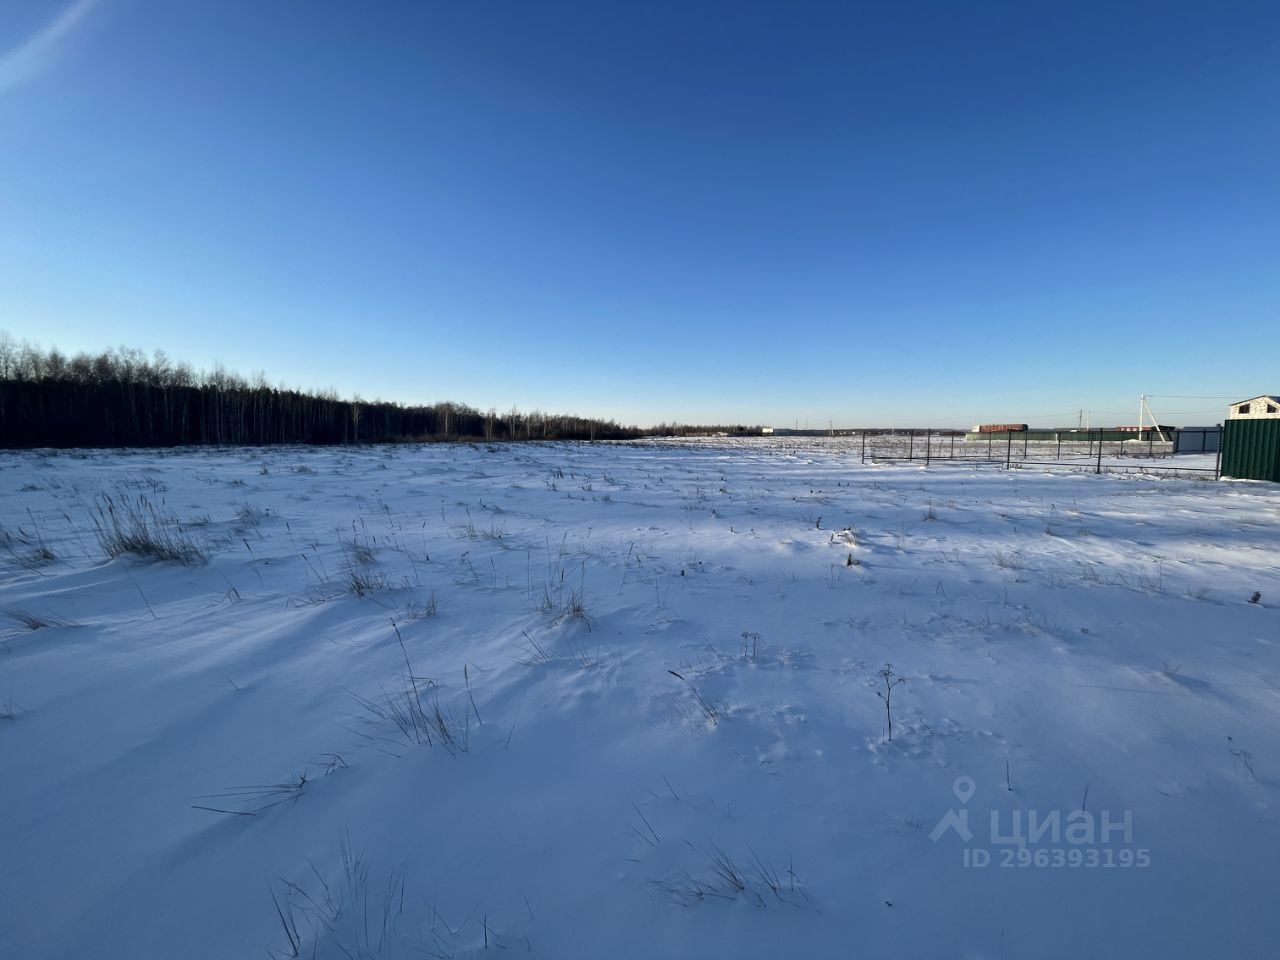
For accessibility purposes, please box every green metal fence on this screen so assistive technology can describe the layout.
[1221,419,1280,483]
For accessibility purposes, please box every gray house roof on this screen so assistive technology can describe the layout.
[1230,395,1280,406]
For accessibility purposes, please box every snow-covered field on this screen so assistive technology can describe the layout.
[2,439,1277,959]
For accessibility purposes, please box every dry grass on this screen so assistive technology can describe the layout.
[5,608,74,631]
[91,493,207,564]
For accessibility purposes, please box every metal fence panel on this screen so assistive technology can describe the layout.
[1221,419,1280,482]
[1174,427,1221,455]
[858,429,1218,479]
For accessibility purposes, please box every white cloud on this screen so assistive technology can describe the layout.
[0,0,98,97]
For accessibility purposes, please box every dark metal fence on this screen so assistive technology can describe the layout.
[858,429,1222,480]
[1172,426,1221,455]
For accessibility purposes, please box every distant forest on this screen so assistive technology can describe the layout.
[0,336,648,448]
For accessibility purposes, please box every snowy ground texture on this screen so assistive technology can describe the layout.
[2,438,1278,959]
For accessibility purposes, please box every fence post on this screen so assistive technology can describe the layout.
[1023,432,1029,460]
[950,434,955,459]
[861,430,866,464]
[925,431,931,465]
[1006,431,1012,469]
[908,430,913,460]
[1057,434,1062,459]
[1214,425,1223,479]
[1096,429,1103,474]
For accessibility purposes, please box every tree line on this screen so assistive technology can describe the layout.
[0,335,644,448]
[651,423,766,437]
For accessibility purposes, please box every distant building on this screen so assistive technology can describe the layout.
[1229,395,1280,419]
[761,426,775,434]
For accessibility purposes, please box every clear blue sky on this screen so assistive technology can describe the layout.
[1,1,1276,427]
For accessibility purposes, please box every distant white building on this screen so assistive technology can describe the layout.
[761,426,775,434]
[1229,395,1280,419]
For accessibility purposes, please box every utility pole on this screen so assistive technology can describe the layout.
[1140,395,1167,443]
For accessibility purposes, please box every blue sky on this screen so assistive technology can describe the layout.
[0,1,1276,427]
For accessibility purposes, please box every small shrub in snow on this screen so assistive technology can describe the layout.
[649,845,806,907]
[338,535,389,596]
[345,534,377,565]
[343,565,389,597]
[459,506,505,540]
[4,608,73,631]
[90,493,206,565]
[0,521,56,569]
[990,549,1025,571]
[1017,609,1059,637]
[351,685,468,755]
[403,588,439,620]
[193,754,350,817]
[537,557,592,628]
[350,621,470,754]
[668,669,720,725]
[876,663,907,742]
[270,839,411,960]
[192,773,311,817]
[234,503,268,529]
[1227,736,1257,780]
[516,629,553,665]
